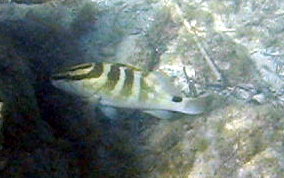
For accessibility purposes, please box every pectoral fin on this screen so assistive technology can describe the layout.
[87,94,102,105]
[143,110,174,120]
[99,106,118,119]
[182,93,211,115]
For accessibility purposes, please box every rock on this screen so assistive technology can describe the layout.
[11,0,53,4]
[115,34,155,69]
[139,104,284,177]
[0,157,7,171]
[0,0,284,177]
[4,148,70,177]
[251,93,267,104]
[232,84,257,101]
[251,51,284,92]
[238,147,284,177]
[0,101,3,151]
[0,35,54,149]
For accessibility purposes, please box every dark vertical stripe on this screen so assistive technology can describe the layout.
[87,62,103,79]
[102,64,120,91]
[121,68,134,96]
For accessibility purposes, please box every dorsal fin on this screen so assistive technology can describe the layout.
[106,62,143,71]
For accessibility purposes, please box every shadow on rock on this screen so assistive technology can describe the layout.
[0,2,147,177]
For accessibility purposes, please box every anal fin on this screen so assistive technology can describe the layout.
[143,110,174,120]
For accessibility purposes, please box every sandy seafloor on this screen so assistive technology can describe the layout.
[0,0,284,177]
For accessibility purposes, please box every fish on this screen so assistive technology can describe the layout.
[50,62,209,119]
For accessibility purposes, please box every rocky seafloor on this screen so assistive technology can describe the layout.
[0,0,284,177]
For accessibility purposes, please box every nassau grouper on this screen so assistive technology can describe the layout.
[50,62,210,119]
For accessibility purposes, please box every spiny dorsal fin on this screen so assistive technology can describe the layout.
[106,62,143,72]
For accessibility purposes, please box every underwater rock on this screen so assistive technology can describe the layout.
[0,158,7,171]
[238,147,284,177]
[4,148,71,177]
[0,102,3,150]
[139,104,284,177]
[0,34,54,149]
[0,1,97,177]
[11,0,52,4]
[232,84,257,102]
[251,51,284,92]
[251,93,267,104]
[0,0,284,177]
[0,101,5,172]
[115,35,155,69]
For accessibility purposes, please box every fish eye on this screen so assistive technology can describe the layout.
[172,96,183,102]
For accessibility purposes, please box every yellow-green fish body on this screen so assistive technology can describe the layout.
[50,62,209,117]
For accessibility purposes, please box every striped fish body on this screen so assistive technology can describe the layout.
[50,62,208,115]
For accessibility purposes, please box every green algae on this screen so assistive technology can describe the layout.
[194,138,209,152]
